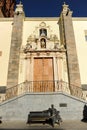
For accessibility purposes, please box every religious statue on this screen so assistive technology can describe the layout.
[40,38,46,48]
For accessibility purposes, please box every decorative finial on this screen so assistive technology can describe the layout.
[64,2,66,5]
[62,2,72,16]
[19,1,22,5]
[63,2,67,6]
[15,0,25,15]
[62,1,68,8]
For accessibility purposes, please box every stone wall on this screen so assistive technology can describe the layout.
[0,92,86,121]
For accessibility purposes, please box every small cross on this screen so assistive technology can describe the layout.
[64,2,66,5]
[19,1,22,5]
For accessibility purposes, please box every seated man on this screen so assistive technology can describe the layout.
[48,104,62,127]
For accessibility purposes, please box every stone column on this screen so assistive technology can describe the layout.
[58,3,82,98]
[53,57,58,92]
[7,2,25,88]
[25,56,31,82]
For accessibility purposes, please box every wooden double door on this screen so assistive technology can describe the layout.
[33,58,54,92]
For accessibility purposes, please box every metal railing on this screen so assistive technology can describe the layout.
[4,80,84,101]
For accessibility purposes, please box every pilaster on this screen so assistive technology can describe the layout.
[58,3,81,88]
[7,2,25,88]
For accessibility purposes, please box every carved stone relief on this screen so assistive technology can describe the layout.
[23,22,65,53]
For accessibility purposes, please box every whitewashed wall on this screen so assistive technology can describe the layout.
[0,17,87,86]
[0,18,13,86]
[73,18,87,84]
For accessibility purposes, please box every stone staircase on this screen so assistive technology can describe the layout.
[0,80,85,103]
[0,81,86,121]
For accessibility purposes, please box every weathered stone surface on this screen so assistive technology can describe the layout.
[0,0,16,17]
[59,3,81,88]
[0,92,86,121]
[7,3,24,88]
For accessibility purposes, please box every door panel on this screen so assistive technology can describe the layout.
[33,58,54,92]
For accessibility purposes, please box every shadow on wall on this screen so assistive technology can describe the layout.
[81,104,87,122]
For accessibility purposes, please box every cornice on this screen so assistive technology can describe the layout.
[24,17,59,21]
[0,18,13,22]
[24,17,87,22]
[72,17,87,21]
[0,17,87,22]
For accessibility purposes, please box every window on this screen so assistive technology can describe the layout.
[84,30,87,41]
[85,35,87,41]
[40,28,47,36]
[0,51,2,56]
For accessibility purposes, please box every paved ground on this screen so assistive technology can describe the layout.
[0,120,87,130]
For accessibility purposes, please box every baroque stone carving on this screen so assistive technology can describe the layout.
[0,0,16,17]
[24,43,32,53]
[23,21,66,53]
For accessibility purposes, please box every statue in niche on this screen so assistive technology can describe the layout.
[40,38,46,48]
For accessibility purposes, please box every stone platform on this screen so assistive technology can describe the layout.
[0,120,87,130]
[0,92,87,121]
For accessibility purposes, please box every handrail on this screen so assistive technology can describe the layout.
[1,80,84,102]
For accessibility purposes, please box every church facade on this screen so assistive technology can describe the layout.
[0,2,87,102]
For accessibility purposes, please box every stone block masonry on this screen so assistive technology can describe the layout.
[7,3,24,88]
[0,92,86,121]
[58,3,81,89]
